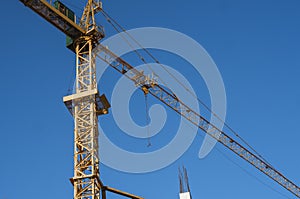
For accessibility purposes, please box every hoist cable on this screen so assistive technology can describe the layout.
[100,10,174,95]
[144,93,152,147]
[100,9,275,168]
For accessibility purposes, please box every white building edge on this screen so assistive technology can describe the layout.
[179,192,191,199]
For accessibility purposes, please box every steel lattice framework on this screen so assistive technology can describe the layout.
[20,0,144,198]
[20,0,300,198]
[64,0,104,198]
[71,37,101,199]
[95,44,300,198]
[20,0,85,37]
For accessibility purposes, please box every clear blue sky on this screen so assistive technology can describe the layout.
[1,0,300,198]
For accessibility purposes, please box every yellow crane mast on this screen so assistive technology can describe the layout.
[63,1,104,199]
[20,0,142,199]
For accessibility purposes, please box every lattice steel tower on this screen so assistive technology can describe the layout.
[19,1,143,198]
[63,1,106,199]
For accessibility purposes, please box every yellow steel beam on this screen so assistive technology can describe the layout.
[20,0,85,39]
[104,186,144,199]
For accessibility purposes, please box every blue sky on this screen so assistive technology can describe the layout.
[1,0,300,198]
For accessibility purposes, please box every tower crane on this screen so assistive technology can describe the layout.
[19,0,300,198]
[20,0,142,199]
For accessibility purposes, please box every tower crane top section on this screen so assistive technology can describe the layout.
[20,0,105,49]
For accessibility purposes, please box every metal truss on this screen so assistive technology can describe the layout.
[95,44,300,198]
[19,0,300,197]
[72,37,101,199]
[20,0,84,39]
[21,1,144,199]
[79,0,102,33]
[63,37,102,199]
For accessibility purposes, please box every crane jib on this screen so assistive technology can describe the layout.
[20,0,85,38]
[95,44,300,198]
